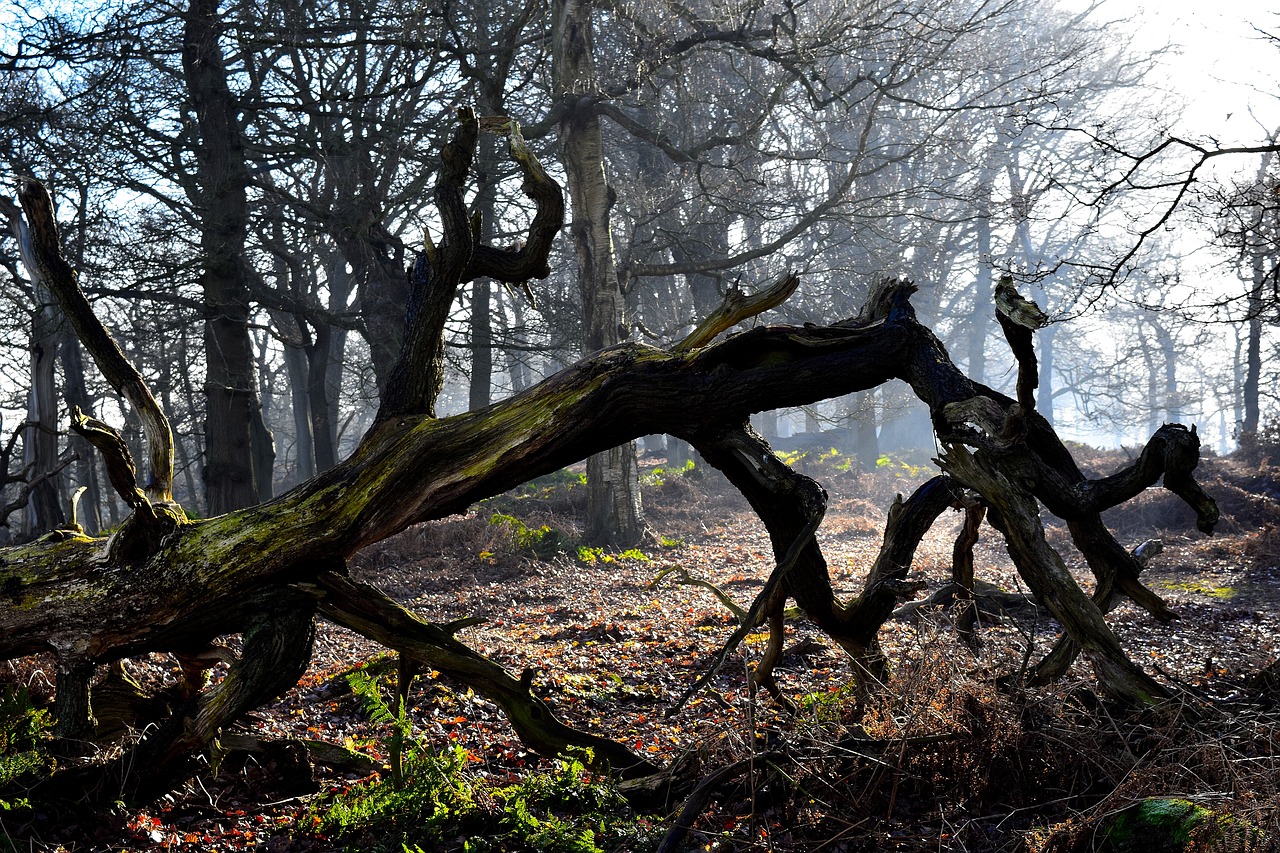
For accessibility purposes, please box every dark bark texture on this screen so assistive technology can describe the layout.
[183,0,270,513]
[1,120,1220,804]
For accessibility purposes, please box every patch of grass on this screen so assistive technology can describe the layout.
[509,469,589,501]
[775,448,808,467]
[1158,580,1237,599]
[641,459,695,487]
[875,452,931,478]
[576,546,650,564]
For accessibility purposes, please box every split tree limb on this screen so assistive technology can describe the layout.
[675,271,800,352]
[1031,539,1164,685]
[668,426,827,714]
[463,119,565,284]
[838,476,963,680]
[940,396,1206,621]
[380,112,566,421]
[649,565,749,621]
[937,445,1167,704]
[654,750,788,853]
[687,425,961,700]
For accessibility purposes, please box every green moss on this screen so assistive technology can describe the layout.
[1101,798,1264,853]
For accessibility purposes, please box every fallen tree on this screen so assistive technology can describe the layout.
[1,111,1219,802]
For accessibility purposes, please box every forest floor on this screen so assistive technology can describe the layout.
[4,443,1280,852]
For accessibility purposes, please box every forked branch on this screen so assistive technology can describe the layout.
[380,111,566,420]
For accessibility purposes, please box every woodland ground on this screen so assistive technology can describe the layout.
[3,442,1280,852]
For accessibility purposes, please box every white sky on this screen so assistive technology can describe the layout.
[1089,0,1280,141]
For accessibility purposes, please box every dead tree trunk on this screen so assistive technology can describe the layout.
[1,116,1218,805]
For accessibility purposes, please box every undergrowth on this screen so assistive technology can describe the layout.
[305,657,659,853]
[0,685,51,810]
[666,619,1280,852]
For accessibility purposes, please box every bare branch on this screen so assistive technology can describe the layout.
[674,271,799,351]
[15,179,175,504]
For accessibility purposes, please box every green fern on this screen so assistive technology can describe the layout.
[345,657,417,790]
[0,685,49,754]
[315,671,657,852]
[0,685,52,809]
[0,749,48,788]
[309,742,477,851]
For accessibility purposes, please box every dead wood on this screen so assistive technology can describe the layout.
[0,121,1219,802]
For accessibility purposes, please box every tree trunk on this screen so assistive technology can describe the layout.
[2,195,66,536]
[470,278,494,409]
[501,288,535,393]
[306,324,336,472]
[1239,147,1276,444]
[176,328,204,516]
[1036,321,1057,426]
[25,284,65,537]
[1141,323,1161,436]
[250,403,275,504]
[853,390,880,471]
[969,186,994,385]
[1154,321,1178,423]
[183,0,269,514]
[1242,260,1264,440]
[468,131,499,411]
[553,0,642,545]
[284,343,316,483]
[317,248,351,470]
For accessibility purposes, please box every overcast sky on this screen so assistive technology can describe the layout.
[1089,0,1280,140]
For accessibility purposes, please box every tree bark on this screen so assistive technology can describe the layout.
[182,0,270,513]
[25,282,65,536]
[853,390,880,471]
[2,194,66,536]
[2,145,1220,803]
[553,0,643,546]
[283,342,316,483]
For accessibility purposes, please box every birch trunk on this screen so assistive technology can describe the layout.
[553,0,643,545]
